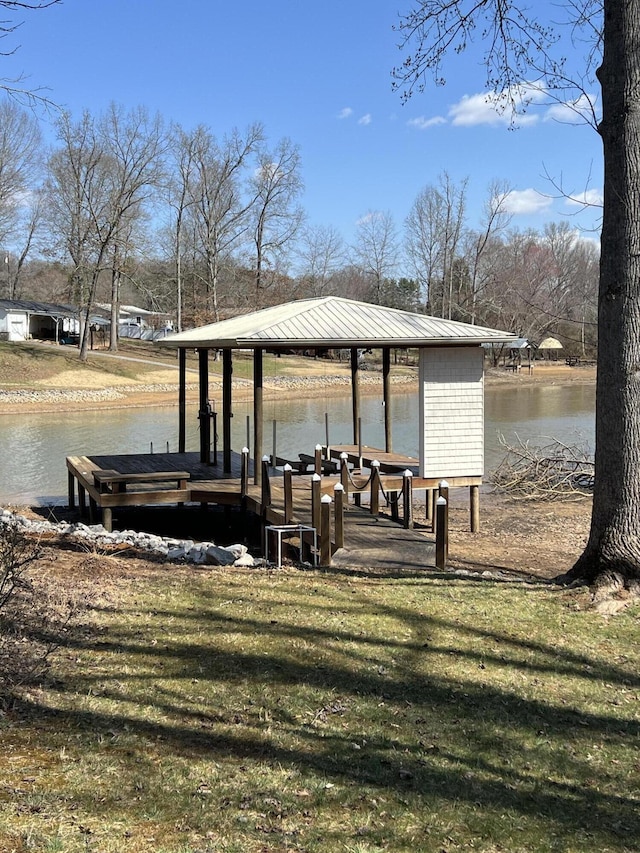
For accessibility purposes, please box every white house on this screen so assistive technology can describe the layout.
[0,299,79,343]
[93,303,174,340]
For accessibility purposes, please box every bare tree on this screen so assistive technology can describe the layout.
[394,1,640,590]
[45,110,106,316]
[351,209,400,303]
[99,104,165,351]
[0,1,60,106]
[404,172,467,316]
[46,105,165,359]
[405,184,445,310]
[165,124,199,332]
[464,179,513,323]
[250,137,304,296]
[5,184,43,298]
[296,223,346,297]
[0,97,41,250]
[188,123,263,320]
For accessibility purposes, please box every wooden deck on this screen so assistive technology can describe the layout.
[65,447,449,568]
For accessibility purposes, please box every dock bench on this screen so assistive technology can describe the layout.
[66,455,193,532]
[93,469,191,492]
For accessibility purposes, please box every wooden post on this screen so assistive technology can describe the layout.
[253,347,263,485]
[383,347,392,452]
[223,349,233,474]
[320,494,332,566]
[403,469,414,529]
[261,456,271,511]
[178,347,186,453]
[314,443,322,475]
[340,452,349,500]
[272,419,277,466]
[78,483,86,516]
[334,483,345,549]
[435,496,448,569]
[212,407,218,465]
[438,480,449,539]
[198,348,210,463]
[102,507,113,533]
[426,488,435,530]
[312,473,321,534]
[370,460,380,516]
[240,446,249,498]
[470,484,480,532]
[68,471,75,509]
[390,489,399,522]
[283,464,293,523]
[350,347,360,445]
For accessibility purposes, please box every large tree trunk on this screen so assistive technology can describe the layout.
[564,1,640,587]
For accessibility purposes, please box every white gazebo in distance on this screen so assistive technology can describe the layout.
[161,297,516,498]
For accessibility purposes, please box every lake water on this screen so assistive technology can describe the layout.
[0,383,595,505]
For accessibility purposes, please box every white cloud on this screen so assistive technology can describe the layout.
[407,115,446,130]
[356,210,382,226]
[502,188,552,215]
[544,93,598,124]
[338,107,353,119]
[448,83,547,127]
[564,188,603,209]
[358,113,372,126]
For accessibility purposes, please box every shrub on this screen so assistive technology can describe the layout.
[0,522,77,708]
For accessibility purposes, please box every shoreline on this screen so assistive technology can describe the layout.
[0,362,596,416]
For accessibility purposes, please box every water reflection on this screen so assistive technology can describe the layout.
[0,383,594,505]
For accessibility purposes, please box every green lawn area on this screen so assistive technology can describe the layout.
[1,564,638,853]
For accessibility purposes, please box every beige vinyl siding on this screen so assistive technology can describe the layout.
[419,347,484,479]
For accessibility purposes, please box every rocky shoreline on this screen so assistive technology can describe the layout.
[0,506,259,568]
[0,372,417,407]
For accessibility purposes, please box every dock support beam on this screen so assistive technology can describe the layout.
[470,485,480,532]
[223,349,233,474]
[383,347,392,452]
[178,348,186,453]
[350,348,360,445]
[253,348,263,485]
[198,348,210,463]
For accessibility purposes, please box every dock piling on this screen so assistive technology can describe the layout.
[435,496,448,568]
[334,483,345,549]
[320,495,332,565]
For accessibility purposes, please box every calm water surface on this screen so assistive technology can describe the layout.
[0,383,595,505]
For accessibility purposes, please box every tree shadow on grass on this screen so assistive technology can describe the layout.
[13,579,640,849]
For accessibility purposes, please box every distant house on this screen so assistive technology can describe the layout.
[93,303,174,340]
[0,299,79,343]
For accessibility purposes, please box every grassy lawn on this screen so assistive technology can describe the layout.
[1,562,638,853]
[0,339,357,388]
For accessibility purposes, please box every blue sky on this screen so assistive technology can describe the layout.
[4,0,603,245]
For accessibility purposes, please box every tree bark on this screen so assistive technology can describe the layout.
[565,1,640,586]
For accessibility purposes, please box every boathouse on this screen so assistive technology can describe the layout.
[163,296,516,478]
[161,296,515,487]
[66,297,516,563]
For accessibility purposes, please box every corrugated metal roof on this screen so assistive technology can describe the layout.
[162,297,517,349]
[0,298,78,317]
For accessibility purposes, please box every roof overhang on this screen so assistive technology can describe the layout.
[160,297,517,351]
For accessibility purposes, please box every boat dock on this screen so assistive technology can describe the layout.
[65,445,455,567]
